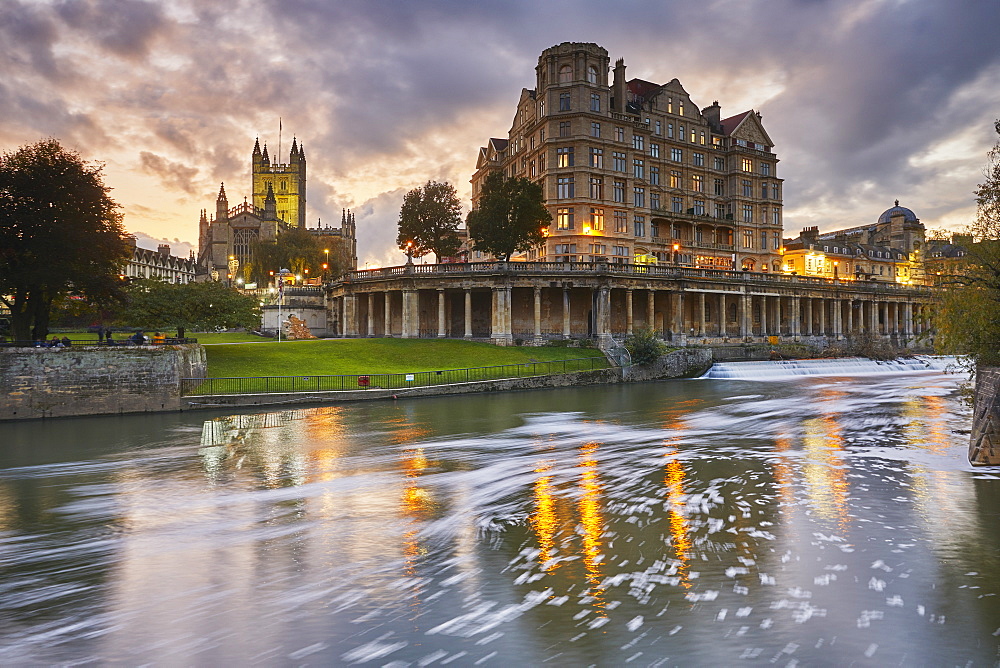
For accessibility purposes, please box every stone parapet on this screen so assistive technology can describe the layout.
[970,365,1000,465]
[0,344,206,421]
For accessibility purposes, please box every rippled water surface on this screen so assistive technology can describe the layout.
[2,369,999,665]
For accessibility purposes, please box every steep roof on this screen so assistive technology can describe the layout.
[719,111,753,136]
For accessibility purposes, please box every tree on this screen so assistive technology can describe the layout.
[0,139,131,341]
[247,226,338,286]
[396,180,462,262]
[466,172,551,261]
[117,279,261,336]
[935,120,1000,365]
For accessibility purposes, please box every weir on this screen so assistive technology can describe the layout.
[700,355,958,380]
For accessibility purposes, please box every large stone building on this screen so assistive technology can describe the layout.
[198,138,355,281]
[123,237,197,284]
[471,42,783,272]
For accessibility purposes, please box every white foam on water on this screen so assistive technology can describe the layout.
[700,355,962,381]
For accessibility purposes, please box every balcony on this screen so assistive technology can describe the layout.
[610,112,650,132]
[651,236,735,252]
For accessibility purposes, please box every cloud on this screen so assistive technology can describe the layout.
[138,151,200,194]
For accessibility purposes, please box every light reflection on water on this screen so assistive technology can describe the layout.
[0,371,998,665]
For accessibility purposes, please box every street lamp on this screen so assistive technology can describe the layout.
[833,260,839,280]
[406,241,414,264]
[672,243,680,265]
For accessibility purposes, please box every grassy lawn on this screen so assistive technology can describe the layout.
[203,338,607,378]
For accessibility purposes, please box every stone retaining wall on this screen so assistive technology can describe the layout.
[970,365,1000,465]
[1,344,206,421]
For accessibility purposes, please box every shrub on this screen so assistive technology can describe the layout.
[624,328,664,366]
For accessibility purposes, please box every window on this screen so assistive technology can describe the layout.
[633,187,645,208]
[587,65,598,84]
[590,243,606,256]
[590,176,603,199]
[540,128,545,142]
[772,209,780,226]
[772,183,779,199]
[539,100,545,117]
[772,232,780,250]
[760,163,771,176]
[650,143,660,158]
[590,93,601,112]
[612,151,627,172]
[557,176,574,198]
[690,129,697,143]
[693,152,704,167]
[672,196,683,213]
[591,122,601,138]
[590,147,604,168]
[557,147,574,167]
[743,230,753,248]
[632,135,644,151]
[559,93,571,111]
[651,192,660,210]
[667,98,673,114]
[559,65,572,83]
[761,231,768,250]
[613,180,625,202]
[742,204,753,222]
[667,123,674,138]
[741,158,753,172]
[715,203,727,219]
[614,210,628,233]
[554,243,577,257]
[714,178,724,196]
[679,125,685,141]
[559,121,571,137]
[590,208,605,231]
[670,170,681,188]
[700,131,706,145]
[655,121,662,136]
[634,216,646,237]
[613,245,628,258]
[714,156,725,171]
[615,126,625,142]
[761,182,768,199]
[692,174,703,192]
[742,179,752,197]
[556,208,574,230]
[679,100,684,116]
[671,148,683,162]
[529,160,535,178]
[650,166,660,185]
[633,158,644,179]
[693,199,705,215]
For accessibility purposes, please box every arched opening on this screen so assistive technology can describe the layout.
[587,65,598,84]
[741,258,755,271]
[559,65,572,83]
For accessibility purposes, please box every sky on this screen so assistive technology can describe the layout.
[2,0,999,267]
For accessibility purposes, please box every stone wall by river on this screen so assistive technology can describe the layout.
[0,344,205,421]
[970,365,1000,465]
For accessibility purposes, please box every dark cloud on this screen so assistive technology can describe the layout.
[139,151,199,193]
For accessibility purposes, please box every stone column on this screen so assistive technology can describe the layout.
[791,296,801,341]
[719,293,727,338]
[344,294,358,337]
[596,285,612,348]
[775,296,783,337]
[367,293,376,337]
[464,289,472,339]
[491,286,512,344]
[626,289,634,336]
[563,287,572,339]
[647,290,656,334]
[740,293,751,338]
[904,301,914,342]
[384,291,393,337]
[834,299,844,340]
[402,290,418,338]
[437,289,446,338]
[698,292,706,337]
[845,299,853,338]
[880,301,888,336]
[533,287,543,344]
[674,290,686,345]
[818,298,826,337]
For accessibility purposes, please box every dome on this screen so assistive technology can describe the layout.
[877,200,918,224]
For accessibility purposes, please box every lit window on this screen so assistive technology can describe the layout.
[742,158,753,172]
[590,148,603,168]
[679,100,684,116]
[670,170,681,188]
[557,176,574,198]
[667,98,673,114]
[557,147,573,167]
[559,65,572,83]
[690,129,696,143]
[692,174,703,192]
[743,230,753,248]
[529,160,535,177]
[590,207,605,231]
[700,131,706,145]
[556,207,574,229]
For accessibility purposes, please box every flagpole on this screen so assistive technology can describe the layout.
[278,117,282,164]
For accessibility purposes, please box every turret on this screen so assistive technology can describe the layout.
[252,137,262,170]
[216,183,229,222]
[261,144,270,169]
[290,137,299,163]
[263,182,277,221]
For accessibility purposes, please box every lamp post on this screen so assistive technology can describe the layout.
[672,243,680,265]
[324,249,329,280]
[833,260,839,281]
[406,241,414,264]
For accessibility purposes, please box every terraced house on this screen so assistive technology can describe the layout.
[471,42,783,272]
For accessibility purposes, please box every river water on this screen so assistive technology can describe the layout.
[1,364,998,665]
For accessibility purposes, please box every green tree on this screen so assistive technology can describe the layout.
[466,172,551,261]
[935,120,1000,365]
[247,227,331,285]
[117,279,261,336]
[0,139,131,341]
[396,180,462,262]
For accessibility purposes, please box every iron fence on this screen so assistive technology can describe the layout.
[181,355,610,396]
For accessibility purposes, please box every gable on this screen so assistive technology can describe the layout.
[727,111,774,147]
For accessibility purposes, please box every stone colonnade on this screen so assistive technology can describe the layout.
[328,273,931,349]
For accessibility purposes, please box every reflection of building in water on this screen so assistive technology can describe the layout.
[801,413,851,532]
[401,446,436,584]
[663,447,692,588]
[531,462,560,571]
[578,441,606,608]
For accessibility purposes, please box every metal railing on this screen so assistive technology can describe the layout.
[181,356,610,397]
